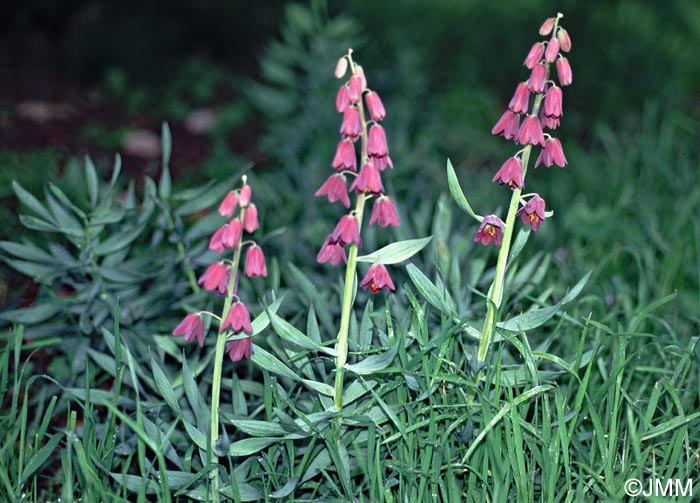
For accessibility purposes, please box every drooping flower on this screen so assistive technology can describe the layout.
[317,236,347,266]
[226,337,253,362]
[198,262,229,294]
[517,195,546,231]
[492,157,523,190]
[350,162,384,194]
[334,56,348,78]
[557,28,571,52]
[218,191,239,217]
[541,114,560,130]
[474,215,504,246]
[367,124,388,157]
[336,85,350,113]
[222,220,243,248]
[535,138,568,168]
[239,185,252,207]
[221,302,253,334]
[243,204,259,233]
[545,37,560,63]
[556,57,573,86]
[543,85,563,118]
[348,74,364,103]
[173,312,204,347]
[523,43,544,69]
[315,173,350,207]
[492,110,521,140]
[517,115,546,147]
[244,245,267,278]
[539,17,555,36]
[340,107,361,140]
[364,91,386,121]
[508,83,530,114]
[209,225,227,254]
[369,196,400,227]
[360,263,395,293]
[332,139,357,171]
[331,214,361,246]
[527,64,547,93]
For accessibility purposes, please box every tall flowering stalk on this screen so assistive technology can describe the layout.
[172,175,266,502]
[317,50,400,410]
[449,14,573,363]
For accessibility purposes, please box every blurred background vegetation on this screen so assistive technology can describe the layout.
[1,0,698,323]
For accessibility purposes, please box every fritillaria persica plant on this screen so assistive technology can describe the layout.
[172,175,266,501]
[448,13,573,363]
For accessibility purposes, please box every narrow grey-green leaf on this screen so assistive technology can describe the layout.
[0,303,63,324]
[446,158,480,221]
[151,356,182,415]
[84,155,99,209]
[20,432,63,484]
[345,339,399,375]
[94,224,146,256]
[267,309,337,356]
[357,236,433,265]
[269,478,299,499]
[561,270,592,304]
[250,345,334,397]
[12,181,54,222]
[497,300,564,332]
[109,154,122,188]
[183,420,207,450]
[230,419,286,437]
[161,122,172,169]
[229,437,277,457]
[406,263,457,317]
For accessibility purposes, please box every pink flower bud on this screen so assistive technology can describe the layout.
[334,56,348,78]
[222,219,243,248]
[173,312,204,347]
[198,262,229,294]
[367,124,388,157]
[508,83,530,114]
[524,43,544,69]
[332,139,357,171]
[218,191,239,217]
[527,64,547,93]
[364,91,386,121]
[354,67,367,89]
[239,184,252,207]
[545,37,560,63]
[543,85,563,118]
[556,57,572,86]
[243,203,259,233]
[360,263,395,293]
[244,245,267,277]
[336,85,350,113]
[315,173,350,207]
[340,107,361,140]
[539,17,555,36]
[557,28,571,52]
[348,75,363,103]
[209,225,226,254]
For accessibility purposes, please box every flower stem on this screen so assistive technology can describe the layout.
[209,205,245,502]
[477,94,544,362]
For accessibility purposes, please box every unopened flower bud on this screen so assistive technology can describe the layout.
[334,56,348,78]
[557,28,571,52]
[539,17,555,36]
[336,85,350,113]
[556,57,573,86]
[364,91,386,121]
[545,37,560,63]
[524,43,545,69]
[527,64,547,93]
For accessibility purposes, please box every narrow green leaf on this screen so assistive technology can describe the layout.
[229,437,277,457]
[497,301,564,332]
[0,303,63,324]
[151,356,182,415]
[161,122,172,170]
[269,477,299,498]
[345,339,399,375]
[641,411,700,441]
[446,158,480,221]
[0,240,56,263]
[250,345,334,397]
[229,419,287,437]
[267,309,337,356]
[183,420,207,450]
[1,258,62,281]
[94,224,146,256]
[84,155,99,209]
[46,187,84,232]
[12,181,54,222]
[561,270,592,304]
[19,214,59,233]
[109,154,122,188]
[20,432,63,484]
[357,236,433,265]
[405,263,457,317]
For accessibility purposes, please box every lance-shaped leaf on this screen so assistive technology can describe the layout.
[446,158,481,221]
[357,236,432,265]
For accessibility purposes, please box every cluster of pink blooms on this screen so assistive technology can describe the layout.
[478,15,572,246]
[173,180,267,362]
[315,53,399,294]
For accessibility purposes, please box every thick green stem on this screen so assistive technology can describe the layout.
[209,204,245,502]
[477,93,544,362]
[333,51,368,411]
